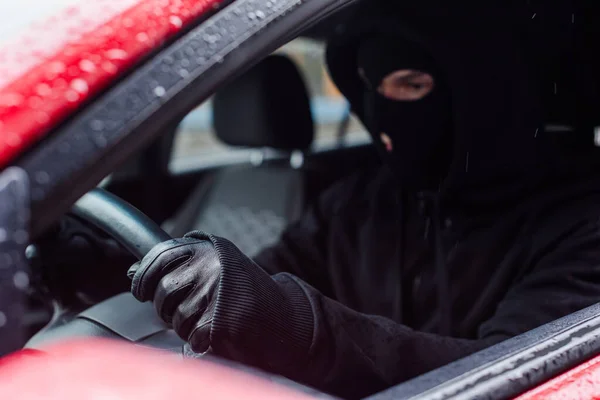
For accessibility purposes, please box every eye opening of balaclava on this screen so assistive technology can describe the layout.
[356,34,454,191]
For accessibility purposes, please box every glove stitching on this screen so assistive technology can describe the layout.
[159,254,192,276]
[136,240,199,300]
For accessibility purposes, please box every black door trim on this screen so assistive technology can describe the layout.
[370,302,600,400]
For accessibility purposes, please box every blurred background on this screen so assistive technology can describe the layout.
[171,38,369,173]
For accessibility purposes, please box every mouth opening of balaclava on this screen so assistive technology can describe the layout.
[356,34,453,191]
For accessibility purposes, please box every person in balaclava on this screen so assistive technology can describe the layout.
[42,0,600,398]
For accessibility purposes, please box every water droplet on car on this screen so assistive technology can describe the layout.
[49,61,66,75]
[137,32,149,43]
[35,83,52,97]
[90,120,104,131]
[170,16,183,28]
[93,134,108,148]
[0,312,7,328]
[101,61,118,74]
[71,79,89,94]
[35,112,49,124]
[6,133,23,147]
[65,90,80,102]
[154,86,166,97]
[106,49,128,60]
[13,272,29,290]
[594,127,600,147]
[79,59,96,73]
[35,171,50,184]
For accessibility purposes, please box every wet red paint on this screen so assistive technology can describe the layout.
[0,0,223,167]
[516,355,600,400]
[0,349,45,368]
[0,340,312,400]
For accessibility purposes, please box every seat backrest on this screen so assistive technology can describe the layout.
[212,54,314,150]
[167,55,315,258]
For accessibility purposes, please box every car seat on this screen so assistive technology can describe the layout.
[166,54,315,258]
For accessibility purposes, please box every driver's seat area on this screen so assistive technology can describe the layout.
[166,54,315,258]
[25,55,316,354]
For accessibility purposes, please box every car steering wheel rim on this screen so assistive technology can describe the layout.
[26,188,184,352]
[27,189,331,397]
[70,188,172,260]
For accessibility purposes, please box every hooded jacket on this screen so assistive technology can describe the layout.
[202,1,600,398]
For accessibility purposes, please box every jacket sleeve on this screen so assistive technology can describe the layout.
[252,173,363,299]
[286,216,600,398]
[252,205,333,295]
[212,216,600,399]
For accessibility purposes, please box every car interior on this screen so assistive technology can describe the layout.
[23,35,379,342]
[14,2,600,398]
[110,41,378,257]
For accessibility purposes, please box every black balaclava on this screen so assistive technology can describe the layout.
[327,0,600,337]
[356,35,452,191]
[327,0,600,211]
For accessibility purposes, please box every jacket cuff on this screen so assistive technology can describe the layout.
[187,231,315,377]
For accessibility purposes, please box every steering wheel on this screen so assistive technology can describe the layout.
[26,188,187,353]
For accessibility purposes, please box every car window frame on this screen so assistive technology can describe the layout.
[13,0,357,237]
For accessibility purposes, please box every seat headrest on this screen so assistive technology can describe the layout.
[212,54,314,151]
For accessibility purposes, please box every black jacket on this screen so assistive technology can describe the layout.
[246,167,600,398]
[205,1,600,398]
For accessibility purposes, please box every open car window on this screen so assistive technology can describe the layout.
[170,37,368,174]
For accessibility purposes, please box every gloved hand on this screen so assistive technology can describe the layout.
[129,235,220,353]
[129,231,316,375]
[33,215,135,302]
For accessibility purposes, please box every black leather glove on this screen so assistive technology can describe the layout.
[129,231,315,376]
[129,235,220,352]
[34,215,135,302]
